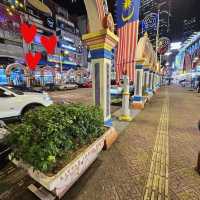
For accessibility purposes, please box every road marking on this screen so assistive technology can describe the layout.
[144,91,169,200]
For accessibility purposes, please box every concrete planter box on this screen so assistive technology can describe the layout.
[103,127,118,150]
[11,128,116,199]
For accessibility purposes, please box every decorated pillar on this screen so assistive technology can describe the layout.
[83,29,118,126]
[154,63,161,91]
[119,75,132,121]
[149,70,153,93]
[153,72,156,91]
[143,66,150,94]
[155,73,160,89]
[159,73,162,86]
[132,63,144,109]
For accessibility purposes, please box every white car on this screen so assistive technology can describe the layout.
[0,86,53,120]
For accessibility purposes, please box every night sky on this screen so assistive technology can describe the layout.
[54,0,200,42]
[170,0,200,41]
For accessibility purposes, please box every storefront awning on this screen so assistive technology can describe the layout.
[27,0,52,15]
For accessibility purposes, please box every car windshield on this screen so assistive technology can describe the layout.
[4,86,24,95]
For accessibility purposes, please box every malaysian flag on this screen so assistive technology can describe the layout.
[115,0,141,82]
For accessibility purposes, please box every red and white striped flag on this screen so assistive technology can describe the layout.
[115,0,141,82]
[116,21,139,82]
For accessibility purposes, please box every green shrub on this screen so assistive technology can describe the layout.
[8,104,104,172]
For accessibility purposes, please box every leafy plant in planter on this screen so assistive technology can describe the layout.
[8,104,104,173]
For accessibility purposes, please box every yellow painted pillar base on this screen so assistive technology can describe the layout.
[118,115,133,122]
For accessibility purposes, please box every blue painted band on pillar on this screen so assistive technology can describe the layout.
[90,49,112,59]
[104,118,113,127]
[132,95,142,101]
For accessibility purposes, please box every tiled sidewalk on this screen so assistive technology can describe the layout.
[144,90,169,200]
[63,89,166,200]
[0,86,200,200]
[168,86,200,200]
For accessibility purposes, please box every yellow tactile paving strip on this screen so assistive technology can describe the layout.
[143,91,169,200]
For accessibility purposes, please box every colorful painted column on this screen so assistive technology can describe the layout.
[153,72,157,91]
[82,29,118,126]
[132,63,144,109]
[143,66,154,100]
[119,75,132,121]
[156,73,160,89]
[152,71,156,92]
[149,70,154,94]
[159,73,162,86]
[143,66,150,94]
[154,63,161,91]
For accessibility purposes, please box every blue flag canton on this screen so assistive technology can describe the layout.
[116,0,141,28]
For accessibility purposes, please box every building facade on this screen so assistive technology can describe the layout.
[0,0,86,69]
[183,17,200,41]
[139,0,171,47]
[0,2,23,63]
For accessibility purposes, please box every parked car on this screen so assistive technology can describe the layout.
[0,86,53,121]
[82,81,92,88]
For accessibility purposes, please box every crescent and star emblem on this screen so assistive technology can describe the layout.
[122,7,134,22]
[121,0,134,22]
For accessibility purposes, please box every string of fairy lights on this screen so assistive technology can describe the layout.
[6,0,25,16]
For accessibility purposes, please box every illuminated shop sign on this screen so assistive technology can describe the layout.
[47,55,76,65]
[58,41,76,51]
[60,44,76,51]
[62,36,74,43]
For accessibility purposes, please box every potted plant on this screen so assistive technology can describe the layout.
[8,104,117,198]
